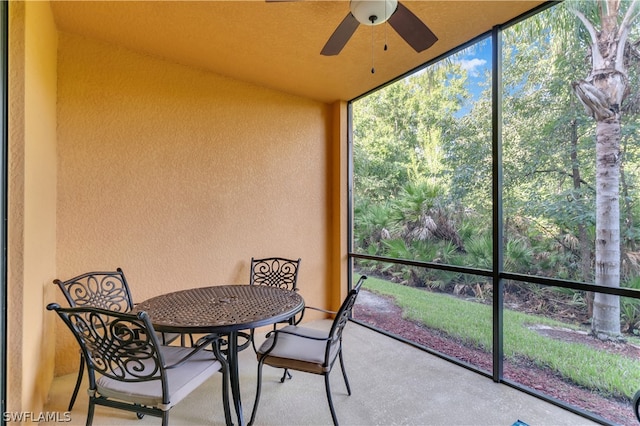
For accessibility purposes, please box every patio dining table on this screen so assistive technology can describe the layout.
[135,284,305,426]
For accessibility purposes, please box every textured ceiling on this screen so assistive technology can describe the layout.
[50,0,547,103]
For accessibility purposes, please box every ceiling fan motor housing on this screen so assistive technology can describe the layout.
[350,0,398,26]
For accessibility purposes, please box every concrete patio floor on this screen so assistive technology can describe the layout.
[41,320,597,426]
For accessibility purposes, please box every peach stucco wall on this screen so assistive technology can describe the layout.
[53,31,342,375]
[8,0,348,414]
[8,0,58,416]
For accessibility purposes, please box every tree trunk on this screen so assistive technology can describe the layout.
[569,0,639,339]
[592,117,622,337]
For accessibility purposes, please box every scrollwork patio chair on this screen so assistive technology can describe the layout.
[248,257,302,380]
[53,268,186,411]
[47,303,231,426]
[248,275,367,426]
[248,257,302,345]
[250,257,301,291]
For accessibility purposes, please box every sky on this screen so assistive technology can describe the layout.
[452,37,492,114]
[457,38,491,99]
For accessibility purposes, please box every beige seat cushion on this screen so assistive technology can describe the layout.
[96,345,221,410]
[257,325,339,374]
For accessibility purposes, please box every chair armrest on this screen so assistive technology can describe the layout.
[293,305,337,325]
[265,328,329,342]
[304,306,337,315]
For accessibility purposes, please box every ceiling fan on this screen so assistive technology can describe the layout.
[267,0,437,56]
[319,0,438,56]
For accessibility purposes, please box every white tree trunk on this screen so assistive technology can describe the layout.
[592,118,622,337]
[569,0,639,338]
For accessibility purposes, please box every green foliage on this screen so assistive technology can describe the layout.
[353,63,465,203]
[504,238,534,272]
[464,235,492,270]
[394,181,441,224]
[353,201,397,252]
[621,277,640,334]
[381,238,413,261]
[352,1,640,334]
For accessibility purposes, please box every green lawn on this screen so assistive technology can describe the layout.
[358,274,640,399]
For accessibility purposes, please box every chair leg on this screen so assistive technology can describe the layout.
[69,354,85,411]
[250,329,257,353]
[324,373,339,426]
[248,360,265,426]
[161,412,169,426]
[279,368,292,382]
[85,399,95,426]
[338,350,351,395]
[221,358,232,426]
[211,337,233,426]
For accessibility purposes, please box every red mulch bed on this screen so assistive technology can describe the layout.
[353,289,637,425]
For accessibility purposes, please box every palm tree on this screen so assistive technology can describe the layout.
[569,0,639,338]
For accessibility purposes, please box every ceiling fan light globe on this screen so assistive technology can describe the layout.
[350,0,398,26]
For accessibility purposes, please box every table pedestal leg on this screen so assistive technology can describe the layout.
[227,331,244,426]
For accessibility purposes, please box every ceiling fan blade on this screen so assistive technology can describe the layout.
[321,13,360,56]
[388,2,437,53]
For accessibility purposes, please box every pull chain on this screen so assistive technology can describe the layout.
[371,23,375,74]
[369,15,377,74]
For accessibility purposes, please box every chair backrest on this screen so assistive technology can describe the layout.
[53,268,134,313]
[47,303,167,395]
[326,275,367,358]
[250,257,301,291]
